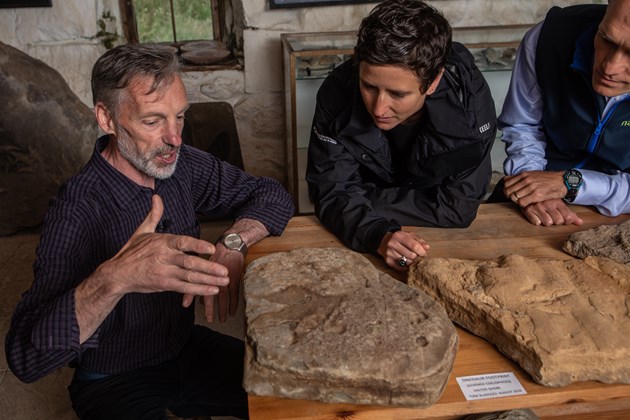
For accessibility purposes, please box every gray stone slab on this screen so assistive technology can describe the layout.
[409,254,630,387]
[562,220,630,265]
[243,247,458,407]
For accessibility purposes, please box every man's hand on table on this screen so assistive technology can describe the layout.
[378,230,430,271]
[521,199,584,226]
[503,170,567,206]
[502,170,583,227]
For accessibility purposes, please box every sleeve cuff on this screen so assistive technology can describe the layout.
[363,220,401,255]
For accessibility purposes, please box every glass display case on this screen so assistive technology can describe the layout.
[282,25,533,214]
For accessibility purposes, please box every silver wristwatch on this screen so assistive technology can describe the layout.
[216,233,248,255]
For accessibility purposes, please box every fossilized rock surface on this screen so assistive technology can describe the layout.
[243,247,458,407]
[562,220,630,264]
[408,254,630,387]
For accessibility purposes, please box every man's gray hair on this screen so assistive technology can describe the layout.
[91,44,180,117]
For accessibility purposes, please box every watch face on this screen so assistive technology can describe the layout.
[567,174,581,185]
[224,233,243,249]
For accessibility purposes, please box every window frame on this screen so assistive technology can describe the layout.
[118,0,223,45]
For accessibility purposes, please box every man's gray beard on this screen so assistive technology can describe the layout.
[116,124,179,180]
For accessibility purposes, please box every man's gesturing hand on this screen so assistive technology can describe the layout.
[99,194,230,297]
[76,194,229,343]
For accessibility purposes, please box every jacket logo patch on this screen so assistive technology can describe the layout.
[314,127,337,145]
[479,122,491,133]
[622,121,630,127]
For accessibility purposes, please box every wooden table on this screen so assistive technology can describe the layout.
[245,203,630,419]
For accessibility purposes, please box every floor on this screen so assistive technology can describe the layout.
[0,221,244,420]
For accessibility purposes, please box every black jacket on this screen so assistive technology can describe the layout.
[306,42,496,253]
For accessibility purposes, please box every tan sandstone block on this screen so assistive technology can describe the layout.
[409,254,630,387]
[243,247,458,407]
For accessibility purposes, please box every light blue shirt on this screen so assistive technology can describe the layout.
[498,22,630,216]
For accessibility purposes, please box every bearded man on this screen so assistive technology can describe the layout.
[5,44,294,419]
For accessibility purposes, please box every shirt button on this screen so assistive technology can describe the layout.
[361,153,369,160]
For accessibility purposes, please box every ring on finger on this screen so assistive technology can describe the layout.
[397,256,408,267]
[514,192,521,199]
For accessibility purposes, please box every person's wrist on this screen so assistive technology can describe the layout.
[563,169,583,203]
[215,232,248,255]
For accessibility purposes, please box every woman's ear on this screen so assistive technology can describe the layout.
[426,68,445,96]
[94,103,116,134]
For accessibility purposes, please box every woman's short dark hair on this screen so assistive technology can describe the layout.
[355,0,452,93]
[91,44,180,116]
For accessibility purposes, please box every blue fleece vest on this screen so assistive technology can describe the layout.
[536,5,630,173]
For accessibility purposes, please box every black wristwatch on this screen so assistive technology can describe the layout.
[563,169,583,203]
[216,233,248,255]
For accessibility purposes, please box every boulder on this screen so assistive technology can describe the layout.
[243,247,458,407]
[0,41,97,235]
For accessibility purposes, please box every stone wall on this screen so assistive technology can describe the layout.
[0,0,605,184]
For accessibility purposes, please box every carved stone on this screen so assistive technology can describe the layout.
[562,220,630,265]
[243,247,458,407]
[408,254,630,387]
[0,41,97,236]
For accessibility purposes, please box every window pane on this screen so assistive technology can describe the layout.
[174,0,213,41]
[135,0,174,43]
[134,0,213,44]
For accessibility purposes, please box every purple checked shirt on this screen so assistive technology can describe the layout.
[5,135,294,383]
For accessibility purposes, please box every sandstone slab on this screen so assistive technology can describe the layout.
[562,220,630,265]
[408,254,630,387]
[243,247,458,407]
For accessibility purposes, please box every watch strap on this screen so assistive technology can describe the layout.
[216,233,248,255]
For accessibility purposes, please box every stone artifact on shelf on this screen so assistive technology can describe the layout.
[408,254,630,387]
[243,247,458,407]
[179,40,231,65]
[562,220,630,265]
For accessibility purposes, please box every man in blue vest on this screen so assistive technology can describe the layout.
[490,0,630,226]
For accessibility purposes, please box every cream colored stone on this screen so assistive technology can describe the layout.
[409,254,630,387]
[243,247,458,407]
